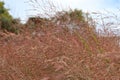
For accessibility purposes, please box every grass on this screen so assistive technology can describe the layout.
[0,1,120,80]
[0,19,120,80]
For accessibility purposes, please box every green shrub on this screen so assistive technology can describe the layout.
[0,1,19,34]
[68,9,85,22]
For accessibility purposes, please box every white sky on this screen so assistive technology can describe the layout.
[2,0,120,22]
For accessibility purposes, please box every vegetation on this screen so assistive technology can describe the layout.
[0,1,120,80]
[0,1,19,34]
[52,9,85,23]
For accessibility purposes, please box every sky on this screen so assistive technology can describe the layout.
[2,0,120,23]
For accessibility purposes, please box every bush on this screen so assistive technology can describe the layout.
[0,1,19,34]
[52,9,85,23]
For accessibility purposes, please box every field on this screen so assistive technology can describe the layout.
[0,15,120,80]
[0,1,120,79]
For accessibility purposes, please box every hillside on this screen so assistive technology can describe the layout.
[0,3,120,79]
[0,16,120,80]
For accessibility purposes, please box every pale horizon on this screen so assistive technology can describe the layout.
[2,0,120,23]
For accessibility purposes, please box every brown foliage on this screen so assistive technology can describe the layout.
[0,20,120,80]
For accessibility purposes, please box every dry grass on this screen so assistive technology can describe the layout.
[0,18,120,80]
[0,0,120,79]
